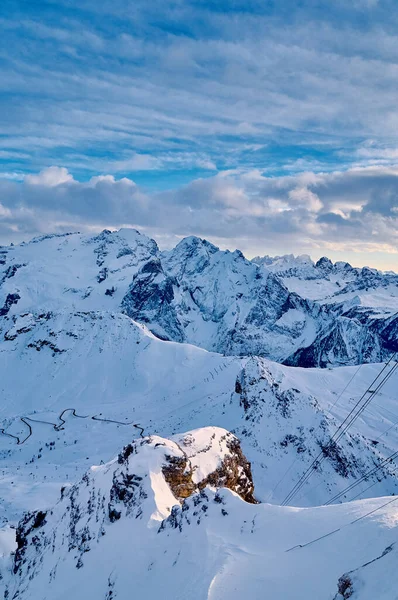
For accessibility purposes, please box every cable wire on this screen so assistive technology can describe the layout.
[267,363,364,501]
[324,446,398,505]
[281,354,397,506]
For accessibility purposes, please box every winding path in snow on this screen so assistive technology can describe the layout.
[0,409,145,445]
[0,427,19,442]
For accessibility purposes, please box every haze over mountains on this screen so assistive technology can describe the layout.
[0,228,397,599]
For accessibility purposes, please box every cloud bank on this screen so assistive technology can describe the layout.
[1,2,398,268]
[1,166,397,270]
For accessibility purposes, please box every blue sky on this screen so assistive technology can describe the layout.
[0,0,397,269]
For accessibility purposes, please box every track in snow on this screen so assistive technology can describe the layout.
[0,409,145,445]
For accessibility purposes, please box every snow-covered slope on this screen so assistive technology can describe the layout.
[252,253,398,367]
[3,427,398,600]
[1,310,397,530]
[0,229,157,314]
[163,237,397,365]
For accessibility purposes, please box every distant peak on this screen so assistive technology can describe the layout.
[176,235,219,252]
[315,256,333,269]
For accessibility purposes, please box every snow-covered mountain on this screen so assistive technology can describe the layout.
[252,251,398,366]
[2,309,398,525]
[253,252,398,312]
[1,228,397,599]
[1,229,396,367]
[3,426,398,600]
[163,237,397,365]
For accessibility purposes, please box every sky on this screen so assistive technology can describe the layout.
[0,0,397,269]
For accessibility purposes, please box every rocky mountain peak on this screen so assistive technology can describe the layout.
[315,256,334,271]
[6,427,256,597]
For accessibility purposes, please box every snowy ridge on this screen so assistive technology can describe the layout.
[253,252,398,311]
[3,427,255,597]
[3,428,398,600]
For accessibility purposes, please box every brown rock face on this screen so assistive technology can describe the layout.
[199,438,257,504]
[162,434,257,504]
[162,455,197,499]
[336,574,354,599]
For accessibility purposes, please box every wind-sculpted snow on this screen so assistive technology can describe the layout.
[0,228,396,366]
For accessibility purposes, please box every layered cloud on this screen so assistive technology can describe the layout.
[1,2,398,267]
[0,166,396,270]
[2,1,398,180]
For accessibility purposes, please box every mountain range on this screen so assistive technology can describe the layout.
[1,229,397,366]
[0,228,397,599]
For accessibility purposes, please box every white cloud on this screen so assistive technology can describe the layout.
[0,203,11,217]
[25,166,73,187]
[288,187,323,212]
[0,172,25,181]
[109,154,161,172]
[4,3,398,179]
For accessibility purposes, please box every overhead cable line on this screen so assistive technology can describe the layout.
[285,495,398,553]
[324,444,398,505]
[268,363,363,501]
[281,354,397,506]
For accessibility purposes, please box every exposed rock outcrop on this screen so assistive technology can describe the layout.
[163,430,257,504]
